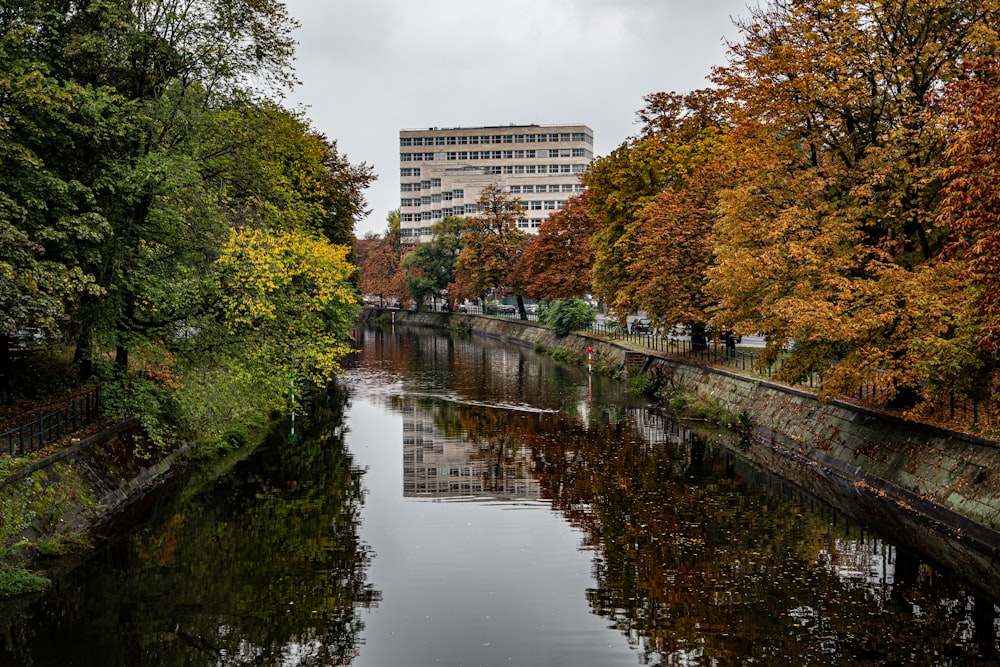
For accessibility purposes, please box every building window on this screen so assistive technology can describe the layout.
[560,133,570,141]
[435,137,445,146]
[562,184,574,192]
[459,136,468,145]
[503,135,513,143]
[431,178,441,187]
[447,152,457,160]
[572,164,586,173]
[544,200,556,210]
[401,183,412,192]
[510,185,521,193]
[572,148,586,157]
[514,134,524,143]
[469,136,479,144]
[549,133,559,142]
[459,151,468,160]
[454,189,464,199]
[530,201,542,210]
[525,150,536,159]
[503,165,513,174]
[522,185,534,193]
[400,138,412,146]
[514,165,524,174]
[526,134,535,143]
[401,153,412,162]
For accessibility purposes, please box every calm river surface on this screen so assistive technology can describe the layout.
[1,325,998,666]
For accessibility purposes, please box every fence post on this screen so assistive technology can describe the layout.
[19,425,24,456]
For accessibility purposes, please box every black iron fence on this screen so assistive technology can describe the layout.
[569,318,994,428]
[0,386,102,458]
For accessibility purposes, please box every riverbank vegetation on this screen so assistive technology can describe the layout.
[1,1,371,450]
[359,0,1000,428]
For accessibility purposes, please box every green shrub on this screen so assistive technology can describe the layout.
[0,567,50,597]
[538,298,595,336]
[625,372,658,397]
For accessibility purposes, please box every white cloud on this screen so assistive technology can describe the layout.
[281,0,751,235]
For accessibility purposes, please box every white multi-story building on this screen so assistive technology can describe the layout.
[399,123,594,244]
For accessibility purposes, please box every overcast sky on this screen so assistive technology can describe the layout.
[280,0,753,237]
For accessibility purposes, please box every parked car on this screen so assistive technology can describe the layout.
[11,329,45,347]
[500,304,517,314]
[629,318,652,334]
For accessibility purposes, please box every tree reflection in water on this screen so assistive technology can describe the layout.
[413,392,1000,666]
[0,385,377,667]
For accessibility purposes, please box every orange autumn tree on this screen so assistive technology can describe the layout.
[936,58,1000,396]
[453,184,532,318]
[615,90,730,348]
[517,193,597,300]
[708,0,1000,406]
[356,211,406,306]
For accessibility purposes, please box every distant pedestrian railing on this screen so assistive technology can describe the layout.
[0,386,102,458]
[574,320,996,429]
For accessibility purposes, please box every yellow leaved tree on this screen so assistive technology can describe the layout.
[216,227,360,394]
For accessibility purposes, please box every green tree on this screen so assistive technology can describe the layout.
[402,215,466,309]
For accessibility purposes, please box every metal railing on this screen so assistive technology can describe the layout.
[0,386,102,458]
[575,320,995,428]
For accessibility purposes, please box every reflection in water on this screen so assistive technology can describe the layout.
[0,388,376,667]
[353,325,999,666]
[400,398,541,500]
[1,325,997,666]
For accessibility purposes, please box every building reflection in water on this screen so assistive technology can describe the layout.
[400,398,541,500]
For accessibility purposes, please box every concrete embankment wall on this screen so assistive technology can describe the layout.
[372,309,1000,557]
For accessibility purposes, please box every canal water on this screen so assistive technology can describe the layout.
[1,325,998,666]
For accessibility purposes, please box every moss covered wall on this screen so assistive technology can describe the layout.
[0,419,189,561]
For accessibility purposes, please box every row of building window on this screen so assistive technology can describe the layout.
[400,167,422,177]
[400,132,591,147]
[400,180,451,192]
[401,151,588,163]
[403,164,587,180]
[400,148,590,161]
[401,198,568,210]
[511,183,583,194]
[400,219,545,233]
